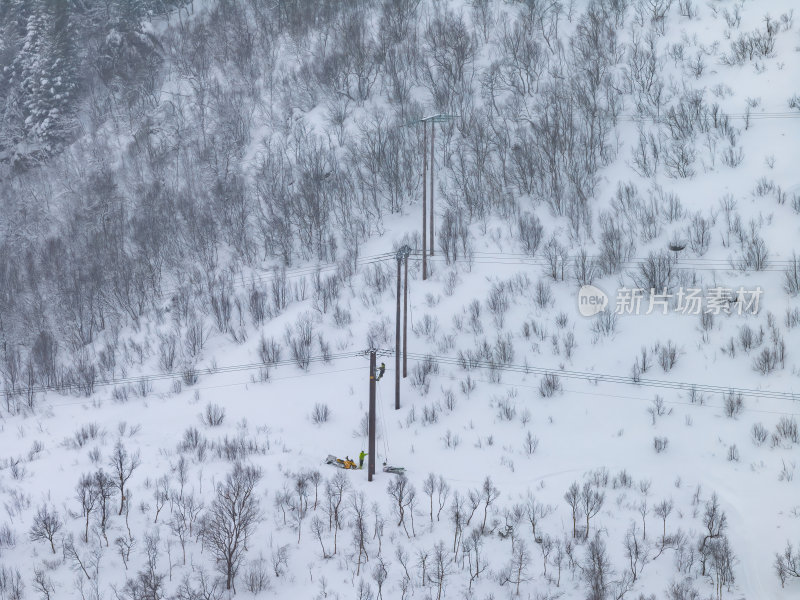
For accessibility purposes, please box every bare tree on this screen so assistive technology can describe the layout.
[94,468,117,546]
[429,541,452,600]
[583,533,613,600]
[33,566,56,600]
[501,538,532,596]
[449,492,466,556]
[76,473,99,543]
[153,474,170,523]
[699,493,728,576]
[202,463,262,591]
[581,482,605,539]
[311,516,331,558]
[63,534,97,582]
[29,504,63,553]
[372,556,389,600]
[325,471,350,554]
[122,531,166,599]
[387,475,415,537]
[435,476,450,521]
[775,541,800,588]
[423,473,437,523]
[624,521,649,582]
[654,498,674,544]
[480,476,500,532]
[524,492,553,540]
[463,527,487,589]
[109,440,141,515]
[350,491,370,576]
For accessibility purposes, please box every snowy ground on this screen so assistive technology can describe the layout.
[2,0,800,599]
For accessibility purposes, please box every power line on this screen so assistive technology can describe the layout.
[155,246,799,306]
[14,351,367,397]
[27,346,799,419]
[158,252,397,299]
[35,365,367,412]
[510,111,800,125]
[159,242,800,303]
[453,373,800,418]
[413,251,799,273]
[403,351,800,404]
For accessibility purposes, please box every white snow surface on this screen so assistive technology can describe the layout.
[2,1,800,599]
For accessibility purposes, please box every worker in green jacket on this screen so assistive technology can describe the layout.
[359,450,368,469]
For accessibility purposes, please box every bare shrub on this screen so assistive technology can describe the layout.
[179,361,199,386]
[244,558,269,593]
[591,311,617,341]
[311,403,331,425]
[655,341,679,372]
[542,237,568,281]
[203,403,226,427]
[722,391,743,418]
[258,335,282,365]
[753,347,779,374]
[727,445,739,462]
[523,431,539,456]
[534,280,553,310]
[285,314,314,370]
[687,213,711,255]
[598,214,635,276]
[774,541,800,587]
[775,417,799,445]
[487,283,510,328]
[630,251,675,294]
[333,305,352,327]
[496,397,516,421]
[784,253,800,296]
[518,212,544,256]
[410,356,439,396]
[69,423,104,449]
[751,422,768,446]
[654,437,669,453]
[572,248,599,286]
[539,373,562,398]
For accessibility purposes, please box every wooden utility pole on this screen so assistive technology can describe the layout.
[395,254,402,410]
[368,350,376,481]
[403,251,409,378]
[416,114,455,280]
[395,245,411,405]
[430,123,435,257]
[422,120,428,281]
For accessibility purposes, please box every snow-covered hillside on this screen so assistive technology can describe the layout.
[1,1,799,599]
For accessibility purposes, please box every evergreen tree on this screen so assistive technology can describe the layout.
[15,0,79,153]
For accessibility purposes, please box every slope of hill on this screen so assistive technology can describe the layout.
[1,1,799,598]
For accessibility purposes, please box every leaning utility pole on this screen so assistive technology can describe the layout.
[368,349,376,481]
[395,245,411,407]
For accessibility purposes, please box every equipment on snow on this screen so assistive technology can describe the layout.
[382,462,405,475]
[326,455,358,470]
